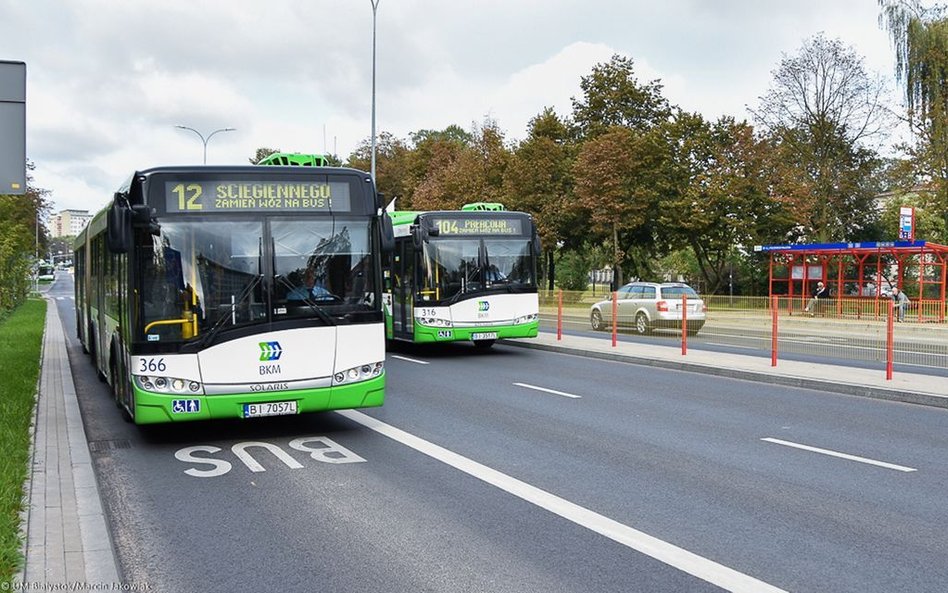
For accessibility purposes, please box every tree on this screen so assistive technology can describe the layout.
[753,34,890,242]
[347,132,412,209]
[879,0,948,222]
[411,119,510,211]
[571,126,668,285]
[0,162,51,312]
[571,55,672,140]
[503,108,577,288]
[661,113,789,292]
[248,147,280,165]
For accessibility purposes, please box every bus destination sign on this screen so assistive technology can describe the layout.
[164,181,351,213]
[432,217,523,236]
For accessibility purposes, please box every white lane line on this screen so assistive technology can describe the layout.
[339,409,787,593]
[390,355,430,365]
[761,438,917,473]
[704,342,758,350]
[513,382,582,399]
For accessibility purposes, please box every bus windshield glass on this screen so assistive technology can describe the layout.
[418,236,536,304]
[137,217,375,343]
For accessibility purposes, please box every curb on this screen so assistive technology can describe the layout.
[501,339,948,410]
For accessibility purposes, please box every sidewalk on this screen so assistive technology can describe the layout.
[17,297,119,589]
[507,331,948,409]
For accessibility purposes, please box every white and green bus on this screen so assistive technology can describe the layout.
[75,163,393,424]
[385,203,539,348]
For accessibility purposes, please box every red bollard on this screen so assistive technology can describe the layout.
[612,290,618,348]
[771,295,778,367]
[886,299,894,380]
[681,294,687,355]
[557,289,563,341]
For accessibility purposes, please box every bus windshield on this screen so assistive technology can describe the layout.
[137,217,375,343]
[418,236,536,304]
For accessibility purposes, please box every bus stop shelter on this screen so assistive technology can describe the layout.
[754,240,948,321]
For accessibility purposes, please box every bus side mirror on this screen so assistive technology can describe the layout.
[131,204,161,235]
[380,213,394,255]
[412,225,423,250]
[533,230,542,257]
[106,200,132,253]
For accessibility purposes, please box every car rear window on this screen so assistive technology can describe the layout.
[662,285,699,299]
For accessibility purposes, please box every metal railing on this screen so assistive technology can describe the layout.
[539,290,948,376]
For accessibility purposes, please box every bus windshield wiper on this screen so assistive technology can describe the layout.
[273,274,336,326]
[183,275,262,352]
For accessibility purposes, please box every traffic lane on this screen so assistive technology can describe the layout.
[386,340,948,484]
[381,342,948,593]
[70,396,719,592]
[58,306,716,588]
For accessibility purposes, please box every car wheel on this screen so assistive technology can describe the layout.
[590,309,603,331]
[635,312,650,335]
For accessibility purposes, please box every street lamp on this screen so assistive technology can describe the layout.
[174,125,236,164]
[370,0,379,181]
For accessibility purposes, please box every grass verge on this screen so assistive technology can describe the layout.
[0,299,46,583]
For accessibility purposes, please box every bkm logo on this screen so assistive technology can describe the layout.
[259,341,283,361]
[477,301,490,312]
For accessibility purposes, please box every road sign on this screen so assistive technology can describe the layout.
[0,61,26,196]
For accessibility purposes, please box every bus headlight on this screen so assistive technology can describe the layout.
[135,375,205,395]
[514,313,538,325]
[418,317,453,328]
[333,362,384,385]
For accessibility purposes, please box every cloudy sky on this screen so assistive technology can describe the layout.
[2,0,903,215]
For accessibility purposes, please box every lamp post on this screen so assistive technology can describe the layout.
[174,125,236,164]
[370,0,379,181]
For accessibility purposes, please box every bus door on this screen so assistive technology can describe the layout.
[392,240,414,339]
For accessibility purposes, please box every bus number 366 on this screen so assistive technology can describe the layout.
[139,358,167,372]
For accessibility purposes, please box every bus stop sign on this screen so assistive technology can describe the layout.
[0,61,26,196]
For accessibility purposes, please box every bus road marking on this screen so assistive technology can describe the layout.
[390,355,430,365]
[339,409,787,593]
[761,438,917,472]
[513,382,581,399]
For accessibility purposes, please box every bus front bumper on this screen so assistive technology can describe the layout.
[130,374,385,424]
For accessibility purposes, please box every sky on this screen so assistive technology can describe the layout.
[0,0,906,216]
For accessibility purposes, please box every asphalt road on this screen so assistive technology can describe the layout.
[50,274,948,592]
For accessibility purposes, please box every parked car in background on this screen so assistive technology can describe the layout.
[589,282,706,335]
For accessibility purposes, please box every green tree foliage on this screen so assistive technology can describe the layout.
[879,191,946,242]
[570,54,672,139]
[503,108,578,287]
[411,120,508,211]
[662,113,789,292]
[753,34,889,242]
[348,132,412,209]
[572,126,669,283]
[248,147,280,164]
[879,0,948,218]
[0,163,50,312]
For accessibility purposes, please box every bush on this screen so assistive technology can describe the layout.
[556,251,591,292]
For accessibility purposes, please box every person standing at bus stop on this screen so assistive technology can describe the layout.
[892,286,910,322]
[804,281,830,315]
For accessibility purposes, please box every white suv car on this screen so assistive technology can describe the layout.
[589,282,706,335]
